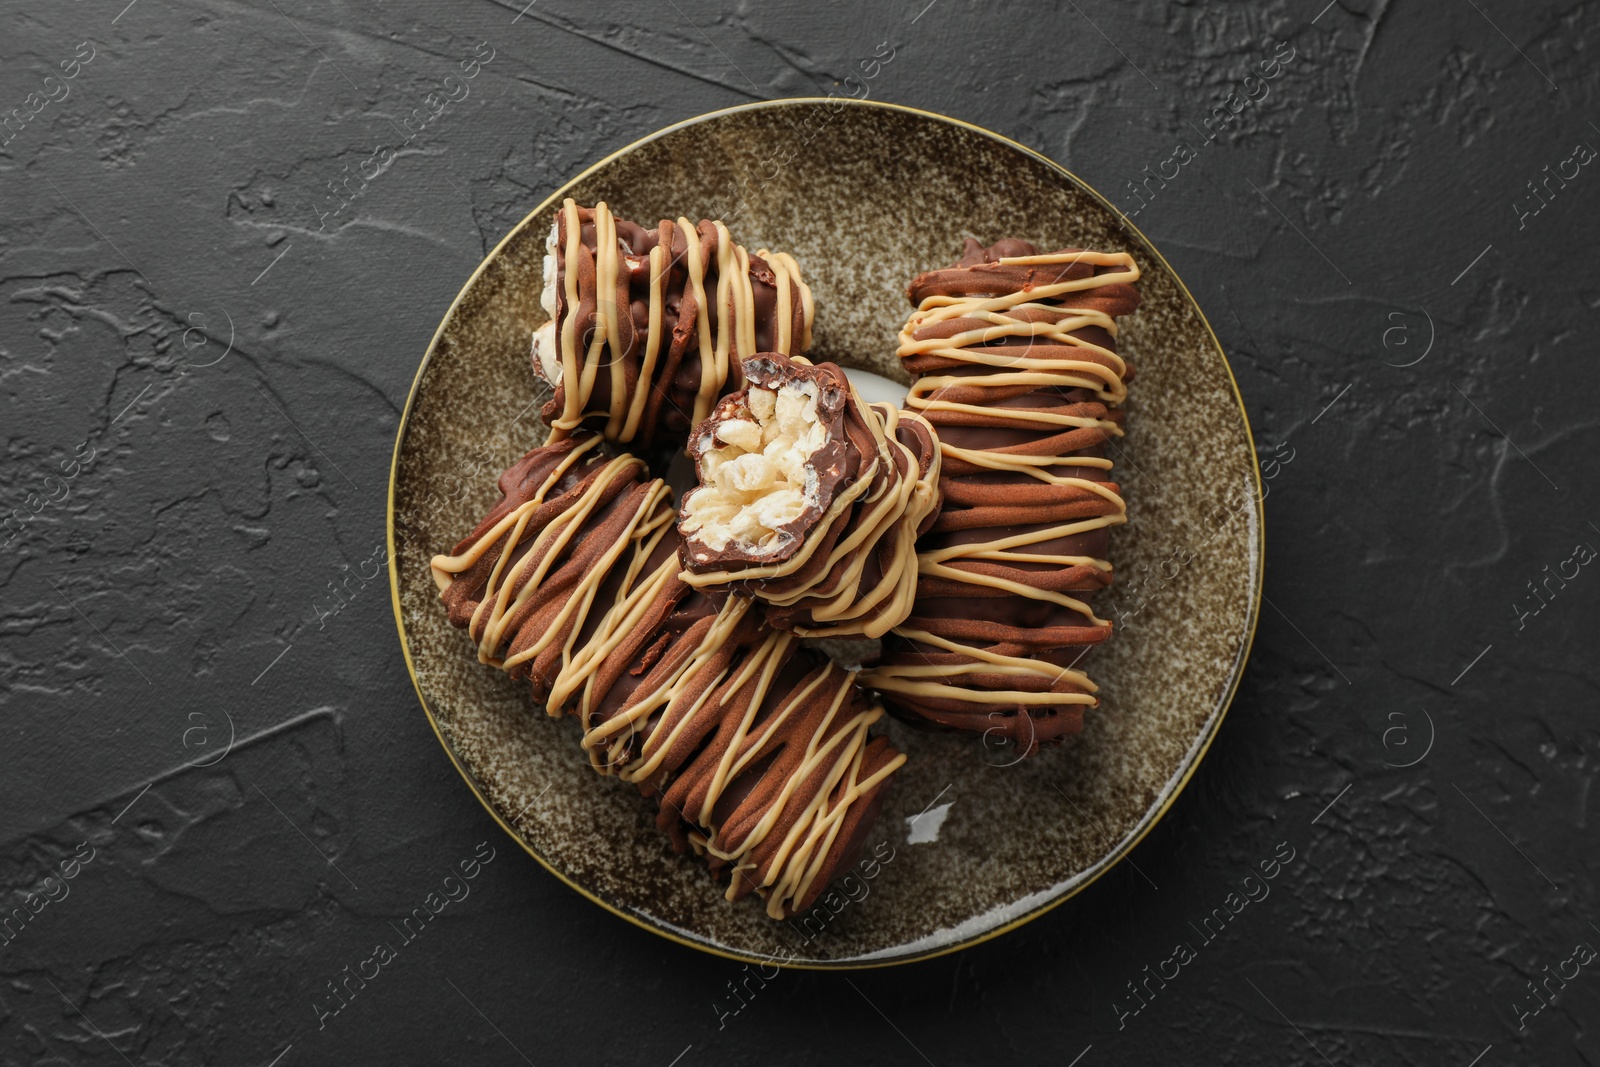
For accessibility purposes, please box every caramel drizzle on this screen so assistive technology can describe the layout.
[431,437,899,918]
[759,249,815,356]
[899,251,1139,618]
[900,251,1137,409]
[428,441,665,674]
[428,433,610,595]
[859,626,1099,707]
[578,576,753,780]
[791,405,941,637]
[679,395,942,640]
[546,199,815,443]
[860,251,1139,709]
[688,632,906,918]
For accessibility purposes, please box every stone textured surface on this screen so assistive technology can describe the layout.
[2,0,1595,1063]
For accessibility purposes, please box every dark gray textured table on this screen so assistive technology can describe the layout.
[4,2,1596,1064]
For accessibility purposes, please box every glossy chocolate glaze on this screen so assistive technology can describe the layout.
[430,434,904,918]
[537,201,813,447]
[861,238,1141,756]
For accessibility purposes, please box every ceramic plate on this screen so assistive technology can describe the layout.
[387,99,1263,968]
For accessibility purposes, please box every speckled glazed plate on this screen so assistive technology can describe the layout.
[388,99,1263,968]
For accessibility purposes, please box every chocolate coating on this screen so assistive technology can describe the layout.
[430,434,905,918]
[861,238,1141,756]
[657,632,903,915]
[534,200,813,448]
